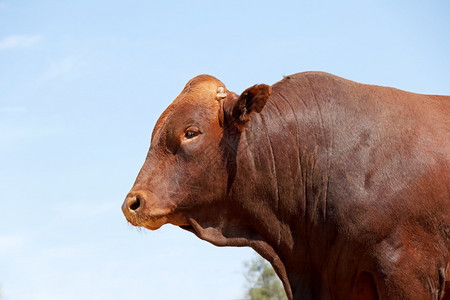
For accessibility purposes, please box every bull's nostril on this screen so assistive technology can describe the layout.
[129,196,141,211]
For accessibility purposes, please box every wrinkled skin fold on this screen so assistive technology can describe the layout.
[122,72,450,300]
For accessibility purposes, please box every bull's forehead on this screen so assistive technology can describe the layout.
[177,74,226,104]
[167,74,226,112]
[152,75,226,142]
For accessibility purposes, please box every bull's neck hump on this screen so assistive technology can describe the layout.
[233,76,337,298]
[246,81,334,227]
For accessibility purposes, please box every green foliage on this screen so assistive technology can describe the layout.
[244,256,287,300]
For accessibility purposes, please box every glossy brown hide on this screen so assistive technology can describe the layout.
[122,72,450,300]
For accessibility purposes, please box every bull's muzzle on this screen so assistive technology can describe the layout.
[121,190,174,230]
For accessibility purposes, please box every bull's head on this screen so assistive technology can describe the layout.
[122,75,271,245]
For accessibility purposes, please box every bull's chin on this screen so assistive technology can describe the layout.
[141,216,169,230]
[140,214,191,231]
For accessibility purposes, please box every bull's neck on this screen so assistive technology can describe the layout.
[228,91,335,299]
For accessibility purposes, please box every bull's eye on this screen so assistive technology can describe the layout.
[185,130,200,139]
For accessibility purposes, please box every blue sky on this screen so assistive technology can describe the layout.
[0,1,449,299]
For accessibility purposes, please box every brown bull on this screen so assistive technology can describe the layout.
[122,72,450,299]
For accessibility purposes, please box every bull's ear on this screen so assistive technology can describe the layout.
[230,84,271,126]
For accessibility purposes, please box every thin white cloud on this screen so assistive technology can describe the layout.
[52,200,116,221]
[0,124,60,155]
[44,57,75,78]
[0,125,59,142]
[0,35,42,50]
[37,56,86,82]
[0,106,27,113]
[42,245,93,260]
[0,235,25,254]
